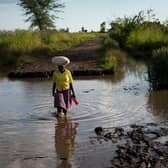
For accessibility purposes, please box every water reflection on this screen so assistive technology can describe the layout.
[126,58,147,80]
[55,117,79,168]
[147,90,168,121]
[106,67,125,84]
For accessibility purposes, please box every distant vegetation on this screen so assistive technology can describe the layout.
[103,9,168,90]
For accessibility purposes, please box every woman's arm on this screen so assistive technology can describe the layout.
[52,82,56,96]
[70,83,76,97]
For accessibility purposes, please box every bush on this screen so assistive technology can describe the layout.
[103,35,119,49]
[148,47,168,90]
[0,42,18,66]
[109,11,145,48]
[100,49,126,71]
[102,52,117,70]
[126,25,168,57]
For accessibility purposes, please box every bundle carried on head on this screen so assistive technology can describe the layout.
[51,56,70,66]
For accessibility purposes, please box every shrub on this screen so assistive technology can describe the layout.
[102,52,117,70]
[126,25,168,57]
[109,11,145,48]
[100,49,126,71]
[148,47,168,90]
[0,42,18,66]
[103,35,119,49]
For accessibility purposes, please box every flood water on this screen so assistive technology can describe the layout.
[0,58,168,168]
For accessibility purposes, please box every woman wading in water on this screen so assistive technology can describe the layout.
[52,56,76,117]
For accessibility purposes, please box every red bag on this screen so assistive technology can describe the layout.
[72,97,79,105]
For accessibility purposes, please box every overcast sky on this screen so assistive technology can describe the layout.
[0,0,168,32]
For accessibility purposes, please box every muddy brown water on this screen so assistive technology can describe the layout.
[0,58,168,168]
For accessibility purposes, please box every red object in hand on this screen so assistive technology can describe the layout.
[72,97,79,105]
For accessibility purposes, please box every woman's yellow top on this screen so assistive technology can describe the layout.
[52,69,73,91]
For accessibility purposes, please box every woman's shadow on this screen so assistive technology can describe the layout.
[55,117,79,168]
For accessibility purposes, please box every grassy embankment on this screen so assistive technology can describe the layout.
[102,10,168,90]
[0,30,100,72]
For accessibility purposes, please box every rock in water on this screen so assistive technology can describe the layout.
[94,127,104,136]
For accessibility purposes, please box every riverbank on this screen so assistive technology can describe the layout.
[8,37,114,78]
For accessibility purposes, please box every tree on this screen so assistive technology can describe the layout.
[18,0,65,30]
[81,26,87,32]
[100,21,106,33]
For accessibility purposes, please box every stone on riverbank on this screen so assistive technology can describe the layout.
[94,122,168,168]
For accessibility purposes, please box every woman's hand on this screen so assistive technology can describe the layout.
[72,93,76,98]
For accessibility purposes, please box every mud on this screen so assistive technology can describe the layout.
[93,122,168,168]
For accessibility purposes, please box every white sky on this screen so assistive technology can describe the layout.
[0,0,168,32]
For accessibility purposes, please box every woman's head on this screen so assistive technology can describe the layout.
[58,65,65,72]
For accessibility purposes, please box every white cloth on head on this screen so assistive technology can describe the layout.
[51,56,70,65]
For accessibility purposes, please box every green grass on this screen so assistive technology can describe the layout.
[0,30,99,68]
[126,26,168,56]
